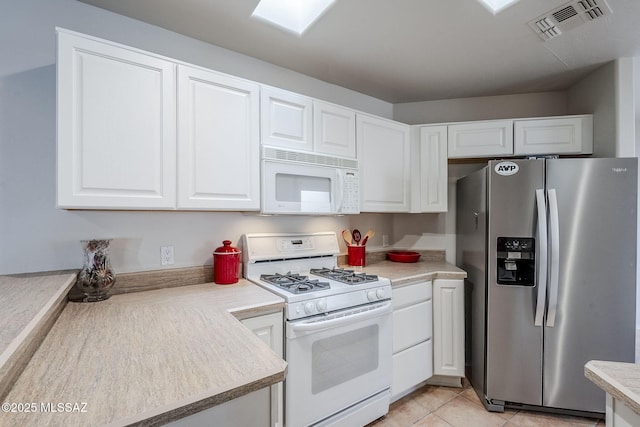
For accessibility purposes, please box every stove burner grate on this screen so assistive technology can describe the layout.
[310,268,379,285]
[260,272,330,294]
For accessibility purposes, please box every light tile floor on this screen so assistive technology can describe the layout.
[368,382,605,427]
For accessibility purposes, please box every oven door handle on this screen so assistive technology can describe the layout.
[288,301,392,334]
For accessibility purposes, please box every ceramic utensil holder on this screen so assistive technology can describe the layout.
[347,245,366,267]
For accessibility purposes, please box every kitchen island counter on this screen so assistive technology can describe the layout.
[585,360,640,425]
[1,280,286,427]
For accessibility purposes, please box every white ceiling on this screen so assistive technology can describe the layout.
[77,0,640,104]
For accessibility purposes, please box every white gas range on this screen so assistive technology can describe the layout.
[243,232,392,427]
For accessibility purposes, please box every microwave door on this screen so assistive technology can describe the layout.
[262,161,338,214]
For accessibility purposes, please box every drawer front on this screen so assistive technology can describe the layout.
[392,281,432,309]
[392,340,433,398]
[393,300,432,353]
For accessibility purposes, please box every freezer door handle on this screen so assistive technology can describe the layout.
[534,189,548,326]
[546,188,560,327]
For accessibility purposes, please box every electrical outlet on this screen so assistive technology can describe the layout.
[160,246,174,266]
[382,235,389,247]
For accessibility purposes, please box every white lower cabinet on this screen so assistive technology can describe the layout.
[167,311,283,427]
[605,394,640,427]
[432,279,465,378]
[391,281,433,400]
[241,311,284,427]
[165,388,271,427]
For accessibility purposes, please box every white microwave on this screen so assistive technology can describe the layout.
[261,147,360,215]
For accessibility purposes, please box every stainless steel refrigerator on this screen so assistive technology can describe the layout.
[456,157,637,415]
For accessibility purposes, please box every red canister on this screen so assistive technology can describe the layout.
[213,240,241,284]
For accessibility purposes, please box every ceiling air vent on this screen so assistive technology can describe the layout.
[528,0,612,41]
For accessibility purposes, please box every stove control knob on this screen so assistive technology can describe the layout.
[304,302,316,314]
[367,290,377,301]
[376,288,386,299]
[316,299,327,312]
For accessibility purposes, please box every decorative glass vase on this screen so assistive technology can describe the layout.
[75,239,116,302]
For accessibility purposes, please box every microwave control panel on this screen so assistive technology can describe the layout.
[341,171,360,214]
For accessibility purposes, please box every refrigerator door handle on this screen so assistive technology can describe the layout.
[546,188,560,327]
[534,189,548,326]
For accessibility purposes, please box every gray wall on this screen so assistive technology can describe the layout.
[1,0,636,280]
[0,0,394,275]
[393,91,569,125]
[567,61,618,157]
[390,61,635,265]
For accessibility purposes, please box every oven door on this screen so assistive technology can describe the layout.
[285,301,392,427]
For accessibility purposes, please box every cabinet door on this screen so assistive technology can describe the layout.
[261,86,312,151]
[392,340,433,399]
[57,30,177,209]
[165,388,271,427]
[392,280,432,309]
[241,311,284,357]
[433,279,465,377]
[447,120,513,159]
[177,65,260,210]
[241,312,283,427]
[393,300,432,353]
[357,114,411,212]
[419,125,448,212]
[313,101,356,158]
[514,115,593,155]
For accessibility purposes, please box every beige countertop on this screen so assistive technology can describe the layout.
[0,271,77,400]
[343,258,467,286]
[1,280,286,427]
[585,360,640,416]
[1,252,464,426]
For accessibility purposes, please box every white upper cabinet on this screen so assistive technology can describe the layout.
[411,125,448,213]
[57,29,177,209]
[357,114,411,212]
[446,115,593,159]
[514,115,593,155]
[447,120,514,159]
[313,100,356,158]
[260,86,313,151]
[177,65,260,210]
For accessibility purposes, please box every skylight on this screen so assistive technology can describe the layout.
[477,0,521,14]
[251,0,336,35]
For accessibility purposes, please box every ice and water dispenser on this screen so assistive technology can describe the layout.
[496,237,535,286]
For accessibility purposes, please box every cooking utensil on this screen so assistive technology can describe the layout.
[352,229,361,245]
[361,228,375,245]
[342,229,353,245]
